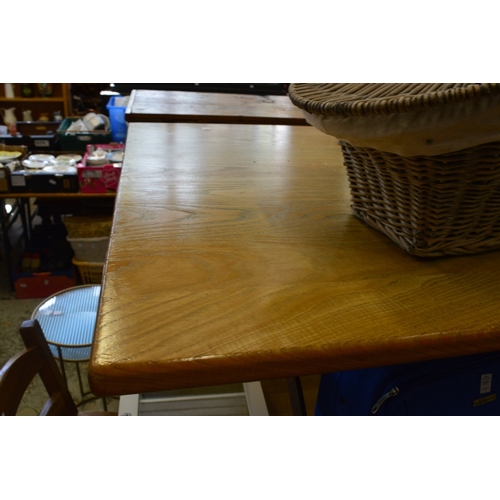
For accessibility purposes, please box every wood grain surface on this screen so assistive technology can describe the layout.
[89,122,500,397]
[125,89,308,125]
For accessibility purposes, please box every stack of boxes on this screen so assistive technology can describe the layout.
[63,215,113,284]
[0,145,28,192]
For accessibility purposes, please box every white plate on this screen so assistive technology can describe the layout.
[43,165,77,174]
[53,159,76,167]
[108,151,124,162]
[87,156,108,165]
[0,151,22,163]
[23,159,48,169]
[29,154,55,162]
[57,154,82,163]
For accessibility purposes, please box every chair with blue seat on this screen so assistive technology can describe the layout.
[30,284,109,409]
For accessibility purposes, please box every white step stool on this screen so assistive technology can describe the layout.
[118,381,269,416]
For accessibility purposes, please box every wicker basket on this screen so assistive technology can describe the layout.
[73,258,104,284]
[63,215,113,239]
[288,83,500,257]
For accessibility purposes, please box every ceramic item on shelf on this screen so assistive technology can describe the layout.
[0,151,22,163]
[57,154,82,163]
[22,110,33,121]
[4,84,14,98]
[37,83,53,98]
[83,112,110,131]
[20,83,34,98]
[87,152,108,165]
[66,119,85,132]
[38,112,49,122]
[0,125,7,135]
[53,110,63,121]
[43,165,77,174]
[1,107,17,126]
[22,159,48,169]
[29,154,55,163]
[52,157,76,168]
[5,160,20,171]
[108,151,124,163]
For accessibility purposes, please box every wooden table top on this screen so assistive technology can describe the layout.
[125,89,308,125]
[88,122,500,397]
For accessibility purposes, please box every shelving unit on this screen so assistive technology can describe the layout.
[0,191,116,292]
[0,83,71,123]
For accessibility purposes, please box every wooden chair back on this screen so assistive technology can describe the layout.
[0,319,79,416]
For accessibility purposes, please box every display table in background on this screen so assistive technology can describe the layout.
[125,89,308,125]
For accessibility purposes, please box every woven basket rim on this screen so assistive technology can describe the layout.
[288,83,500,117]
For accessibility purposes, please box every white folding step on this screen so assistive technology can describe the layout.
[118,381,268,416]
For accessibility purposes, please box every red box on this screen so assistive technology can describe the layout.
[12,268,77,299]
[77,144,123,193]
[78,162,121,193]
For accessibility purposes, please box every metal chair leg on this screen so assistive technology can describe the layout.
[75,360,111,411]
[75,362,87,399]
[56,346,67,384]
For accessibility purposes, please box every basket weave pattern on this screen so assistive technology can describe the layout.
[288,83,500,256]
[341,141,500,256]
[73,259,103,284]
[289,83,500,117]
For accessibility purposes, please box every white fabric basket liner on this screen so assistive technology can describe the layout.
[302,94,500,157]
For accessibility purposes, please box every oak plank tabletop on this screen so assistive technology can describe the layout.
[125,89,308,125]
[88,122,500,397]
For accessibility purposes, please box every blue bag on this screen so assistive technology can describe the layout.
[315,351,500,416]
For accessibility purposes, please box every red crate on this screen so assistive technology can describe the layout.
[13,268,77,299]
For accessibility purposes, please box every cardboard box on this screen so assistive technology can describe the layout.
[15,121,58,150]
[0,167,9,192]
[77,163,121,193]
[16,121,60,135]
[0,146,28,192]
[77,144,123,192]
[10,168,79,193]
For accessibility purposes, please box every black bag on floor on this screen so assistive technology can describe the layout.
[315,351,500,416]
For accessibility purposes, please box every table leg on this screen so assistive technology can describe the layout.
[18,198,32,245]
[0,198,14,289]
[286,377,307,416]
[0,197,35,290]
